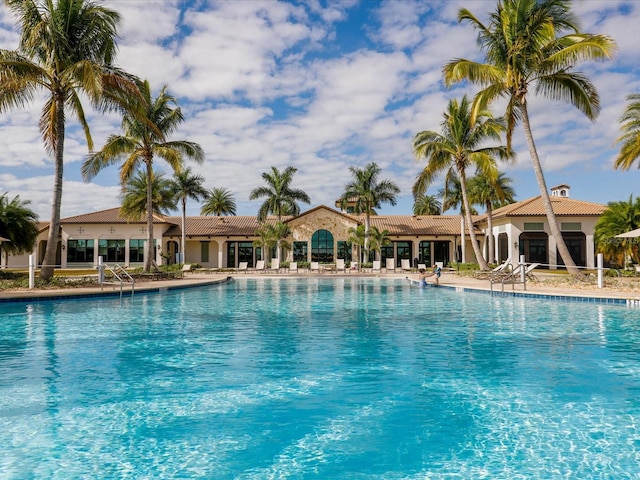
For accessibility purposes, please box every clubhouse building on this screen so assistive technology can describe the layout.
[2,185,606,271]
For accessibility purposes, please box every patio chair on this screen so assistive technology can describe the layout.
[372,260,381,273]
[289,261,298,273]
[386,258,396,273]
[473,259,511,280]
[418,263,426,271]
[310,261,320,273]
[336,259,346,273]
[181,264,193,276]
[253,260,265,273]
[401,259,412,272]
[267,258,280,273]
[237,261,248,273]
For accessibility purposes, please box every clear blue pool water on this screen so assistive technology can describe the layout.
[1,277,640,479]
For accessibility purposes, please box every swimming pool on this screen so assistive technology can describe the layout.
[1,277,639,478]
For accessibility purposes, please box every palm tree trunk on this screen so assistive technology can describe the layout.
[459,167,489,270]
[364,214,371,262]
[181,197,186,264]
[145,162,154,272]
[521,103,579,275]
[40,100,66,281]
[487,202,495,264]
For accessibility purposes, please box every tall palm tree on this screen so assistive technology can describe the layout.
[468,172,516,264]
[201,187,237,216]
[249,166,310,222]
[82,80,204,272]
[413,96,509,270]
[0,0,139,280]
[443,0,616,274]
[0,192,39,265]
[120,170,177,220]
[437,172,478,264]
[594,195,640,268]
[171,167,207,263]
[413,195,442,215]
[338,162,400,261]
[614,94,640,171]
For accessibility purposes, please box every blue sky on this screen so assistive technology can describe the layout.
[1,0,639,220]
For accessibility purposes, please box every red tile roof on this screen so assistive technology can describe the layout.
[491,196,606,218]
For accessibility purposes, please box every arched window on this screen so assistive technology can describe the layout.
[311,229,334,262]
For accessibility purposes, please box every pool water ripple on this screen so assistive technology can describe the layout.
[1,277,640,478]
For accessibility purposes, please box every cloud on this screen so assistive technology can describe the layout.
[1,0,639,220]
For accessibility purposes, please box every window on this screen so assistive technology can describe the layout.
[418,241,431,265]
[98,239,125,263]
[200,242,210,263]
[524,222,544,231]
[293,241,307,262]
[561,222,581,231]
[238,241,254,267]
[311,229,334,262]
[380,246,394,263]
[396,241,411,264]
[67,239,94,263]
[129,239,145,263]
[226,242,236,268]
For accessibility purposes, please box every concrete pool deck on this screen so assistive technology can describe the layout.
[1,269,640,304]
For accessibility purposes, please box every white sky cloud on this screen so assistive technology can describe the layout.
[0,0,638,221]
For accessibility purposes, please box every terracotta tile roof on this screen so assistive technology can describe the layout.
[368,215,483,236]
[491,196,606,219]
[61,207,174,225]
[163,216,270,237]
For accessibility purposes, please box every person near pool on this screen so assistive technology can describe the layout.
[432,264,442,285]
[417,268,428,288]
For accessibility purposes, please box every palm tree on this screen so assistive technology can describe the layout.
[201,187,237,216]
[413,96,509,270]
[368,226,391,262]
[468,172,516,264]
[82,80,204,272]
[171,167,207,263]
[120,170,177,220]
[413,195,442,215]
[254,222,277,262]
[614,94,640,171]
[437,172,478,264]
[594,195,640,268]
[443,0,616,274]
[347,224,366,265]
[249,166,310,222]
[0,0,139,280]
[0,193,39,265]
[338,162,400,261]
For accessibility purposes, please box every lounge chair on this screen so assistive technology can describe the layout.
[310,261,320,273]
[401,259,412,272]
[254,260,265,273]
[267,258,280,273]
[418,263,426,271]
[473,259,511,279]
[372,260,381,273]
[335,259,346,272]
[289,261,298,273]
[491,262,541,291]
[181,264,193,276]
[237,261,248,273]
[386,258,396,273]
